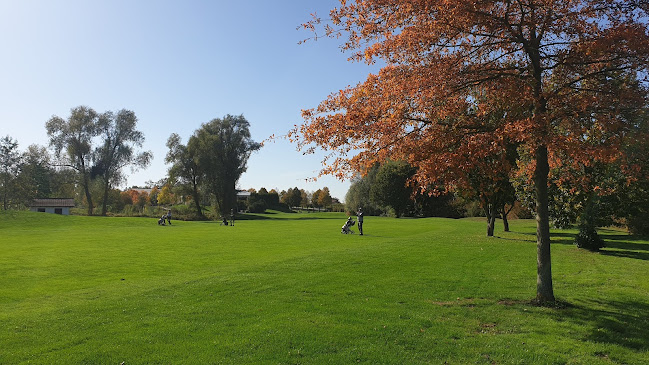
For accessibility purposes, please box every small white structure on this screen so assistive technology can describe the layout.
[237,190,251,201]
[30,198,75,215]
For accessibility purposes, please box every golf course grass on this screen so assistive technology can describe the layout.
[1,210,648,364]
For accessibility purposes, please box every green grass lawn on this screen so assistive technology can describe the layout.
[1,210,648,364]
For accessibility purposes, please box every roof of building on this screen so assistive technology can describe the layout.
[129,188,153,194]
[30,198,76,207]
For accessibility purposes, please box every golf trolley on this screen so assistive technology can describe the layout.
[341,217,356,234]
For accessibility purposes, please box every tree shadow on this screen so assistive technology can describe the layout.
[604,239,649,252]
[549,232,579,246]
[599,250,649,261]
[551,299,649,352]
[598,233,649,261]
[196,212,344,222]
[494,235,535,243]
[509,231,536,236]
[196,214,276,223]
[504,230,649,260]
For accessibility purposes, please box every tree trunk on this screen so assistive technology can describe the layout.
[2,175,7,210]
[501,206,510,232]
[487,214,496,236]
[101,177,110,216]
[528,40,555,303]
[82,172,94,216]
[192,182,203,218]
[228,181,237,216]
[534,145,555,303]
[486,203,496,236]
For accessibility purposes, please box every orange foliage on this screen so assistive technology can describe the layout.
[292,0,649,302]
[292,0,649,190]
[120,191,133,206]
[127,189,140,204]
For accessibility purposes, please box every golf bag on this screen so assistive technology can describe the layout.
[341,217,356,234]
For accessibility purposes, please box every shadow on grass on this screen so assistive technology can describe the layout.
[502,230,577,245]
[603,239,649,251]
[195,212,344,223]
[494,235,535,243]
[598,233,649,261]
[556,232,649,260]
[239,213,343,221]
[600,249,649,261]
[554,299,649,352]
[506,229,649,260]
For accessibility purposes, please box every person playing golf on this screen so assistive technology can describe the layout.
[357,207,364,235]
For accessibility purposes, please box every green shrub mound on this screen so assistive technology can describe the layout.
[574,225,605,251]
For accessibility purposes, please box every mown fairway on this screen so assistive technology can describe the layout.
[1,211,648,364]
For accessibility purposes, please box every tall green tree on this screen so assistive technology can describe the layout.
[166,133,204,217]
[370,160,416,218]
[157,184,174,206]
[46,106,99,215]
[317,187,333,210]
[0,135,21,210]
[17,144,54,204]
[259,188,280,208]
[312,188,323,208]
[464,144,518,236]
[94,109,152,216]
[281,187,303,208]
[345,164,382,216]
[190,115,261,216]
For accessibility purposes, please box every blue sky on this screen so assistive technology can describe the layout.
[0,0,378,202]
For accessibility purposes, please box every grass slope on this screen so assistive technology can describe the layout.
[1,210,648,364]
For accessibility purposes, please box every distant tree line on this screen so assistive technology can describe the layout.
[1,136,74,210]
[164,114,346,218]
[244,186,339,213]
[345,152,649,248]
[4,103,647,252]
[1,110,345,219]
[345,160,467,219]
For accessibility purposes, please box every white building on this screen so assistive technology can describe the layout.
[30,198,75,215]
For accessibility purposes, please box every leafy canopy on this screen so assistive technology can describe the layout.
[292,0,649,302]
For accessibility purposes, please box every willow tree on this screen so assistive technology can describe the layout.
[190,115,261,217]
[94,109,152,216]
[47,106,99,215]
[292,1,649,303]
[166,133,204,218]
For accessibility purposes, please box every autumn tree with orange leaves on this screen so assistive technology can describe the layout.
[292,0,649,303]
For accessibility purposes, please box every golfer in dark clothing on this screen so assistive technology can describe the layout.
[357,208,364,235]
[166,210,172,225]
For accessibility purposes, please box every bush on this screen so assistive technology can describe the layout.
[573,196,605,251]
[123,205,135,217]
[574,225,605,251]
[331,203,346,212]
[248,199,267,213]
[417,193,465,218]
[270,202,292,213]
[463,200,484,218]
[627,215,649,236]
[170,204,205,221]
